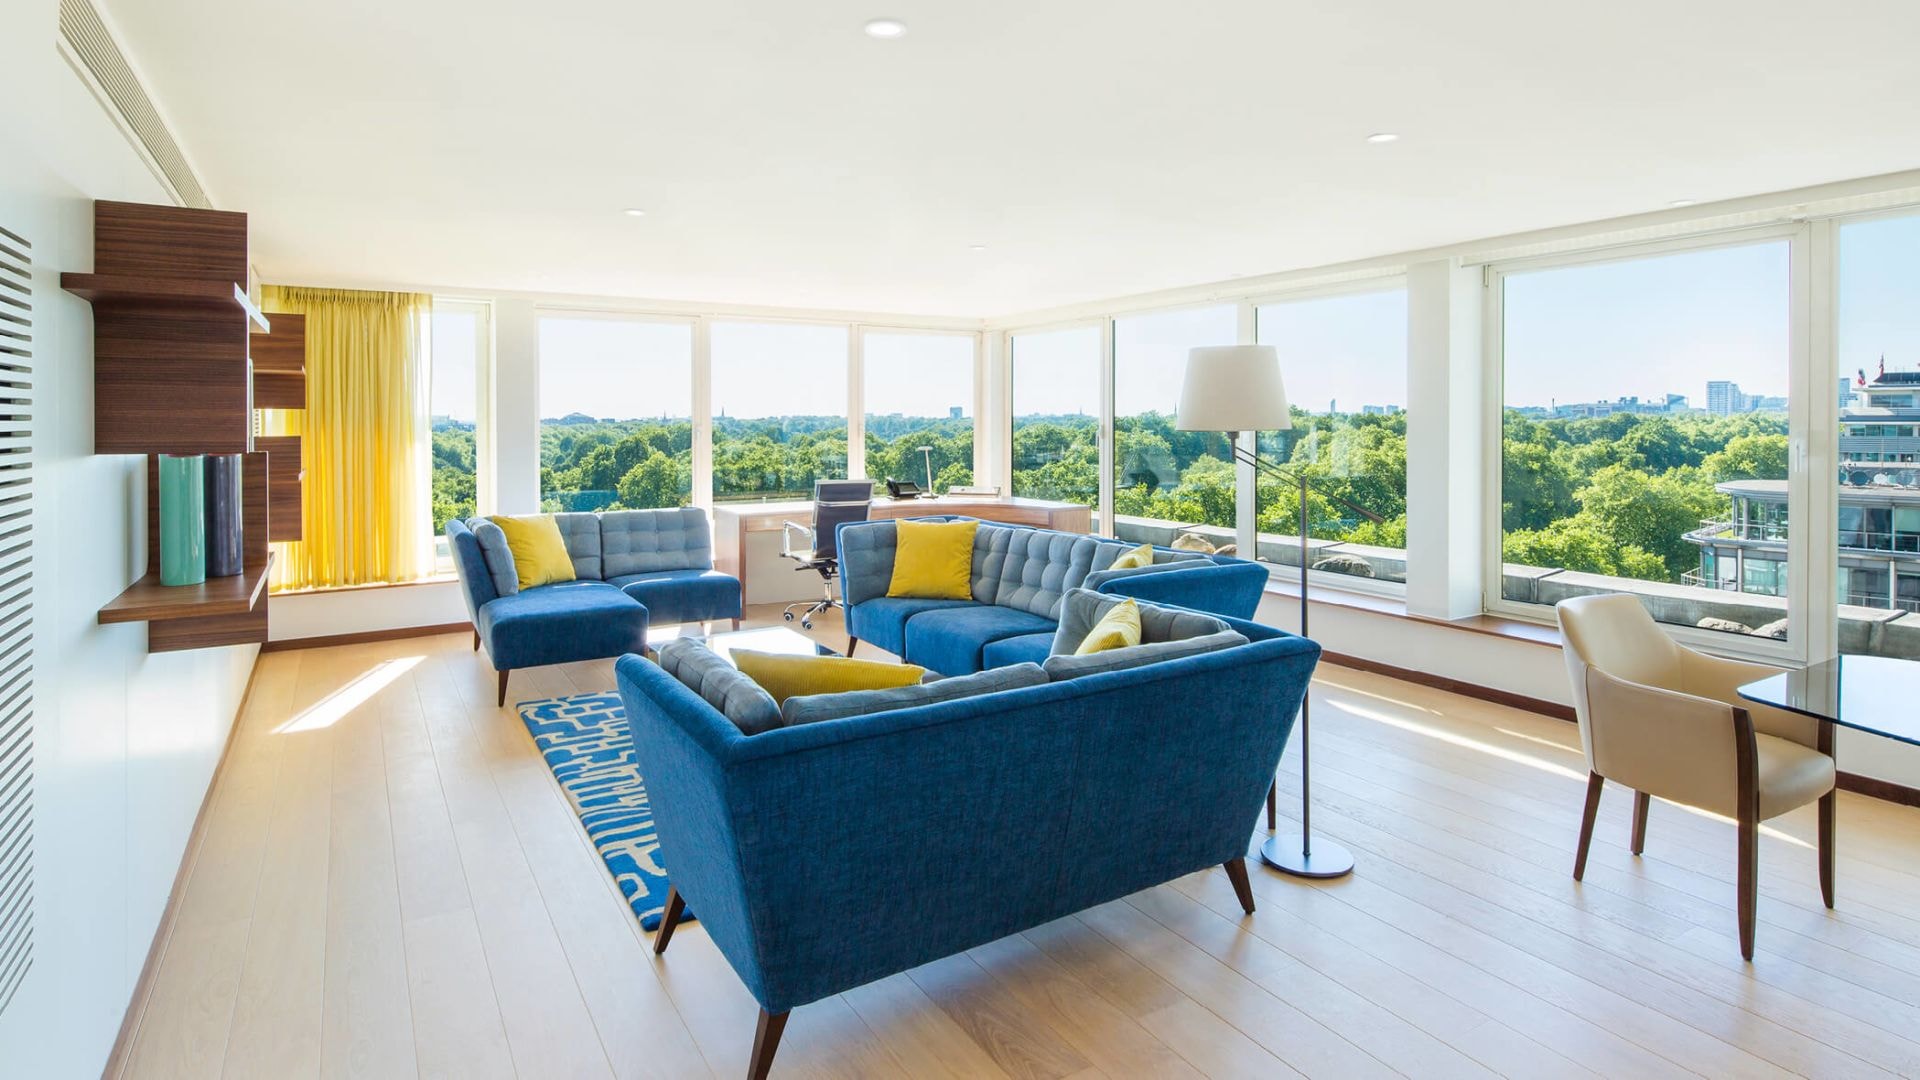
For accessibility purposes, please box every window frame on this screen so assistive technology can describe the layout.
[856,324,985,490]
[427,296,494,572]
[1478,224,1816,665]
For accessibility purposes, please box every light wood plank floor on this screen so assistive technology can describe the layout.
[116,606,1920,1079]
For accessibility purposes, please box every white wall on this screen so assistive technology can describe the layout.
[0,2,260,1075]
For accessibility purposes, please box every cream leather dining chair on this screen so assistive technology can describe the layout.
[1556,594,1836,960]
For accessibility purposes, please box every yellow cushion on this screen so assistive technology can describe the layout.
[487,514,577,591]
[732,651,927,705]
[1110,542,1155,570]
[887,519,978,600]
[1075,598,1142,656]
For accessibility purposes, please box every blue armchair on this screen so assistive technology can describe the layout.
[617,612,1318,1079]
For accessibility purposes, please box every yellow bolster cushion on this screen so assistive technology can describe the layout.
[1110,542,1155,570]
[1075,598,1142,655]
[886,519,979,600]
[732,651,927,705]
[487,514,577,591]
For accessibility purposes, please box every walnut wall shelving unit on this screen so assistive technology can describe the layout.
[63,200,305,652]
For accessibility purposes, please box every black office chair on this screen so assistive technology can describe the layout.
[781,479,874,629]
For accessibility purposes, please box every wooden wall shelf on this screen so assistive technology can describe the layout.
[256,435,304,542]
[250,313,306,409]
[60,274,268,330]
[98,555,273,624]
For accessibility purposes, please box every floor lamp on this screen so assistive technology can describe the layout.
[1178,345,1374,879]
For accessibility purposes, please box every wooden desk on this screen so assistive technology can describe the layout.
[711,496,1093,603]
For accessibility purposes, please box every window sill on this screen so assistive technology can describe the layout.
[1261,578,1562,649]
[271,573,461,598]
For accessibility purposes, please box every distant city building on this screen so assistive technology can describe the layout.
[1687,366,1920,612]
[1360,404,1403,416]
[1706,380,1744,416]
[1548,394,1687,419]
[1840,377,1855,409]
[949,405,963,419]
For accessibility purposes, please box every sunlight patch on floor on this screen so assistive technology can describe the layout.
[276,655,423,734]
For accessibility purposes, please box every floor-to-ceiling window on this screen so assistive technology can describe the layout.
[711,321,849,502]
[1010,325,1104,527]
[1493,237,1794,642]
[1255,287,1409,584]
[537,315,694,511]
[1111,305,1238,545]
[428,299,491,569]
[1837,212,1920,658]
[863,330,975,493]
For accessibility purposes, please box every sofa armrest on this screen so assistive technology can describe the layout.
[834,520,900,607]
[445,518,498,624]
[1092,559,1270,621]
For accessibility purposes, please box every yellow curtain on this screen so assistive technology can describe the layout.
[261,286,431,591]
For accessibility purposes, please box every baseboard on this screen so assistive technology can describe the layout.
[261,621,470,652]
[101,652,263,1080]
[1321,651,1920,808]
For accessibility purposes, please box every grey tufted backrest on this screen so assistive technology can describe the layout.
[553,512,604,580]
[971,525,1101,619]
[600,507,714,577]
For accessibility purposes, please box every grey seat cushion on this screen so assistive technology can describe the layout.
[1042,588,1248,680]
[601,508,713,577]
[467,518,519,596]
[780,663,1049,727]
[656,638,782,735]
[553,512,604,580]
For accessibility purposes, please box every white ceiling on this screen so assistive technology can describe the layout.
[102,0,1920,318]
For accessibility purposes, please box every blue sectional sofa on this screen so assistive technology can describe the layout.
[837,517,1269,674]
[617,610,1319,1079]
[448,508,743,705]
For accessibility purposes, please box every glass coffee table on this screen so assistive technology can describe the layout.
[688,625,841,665]
[1738,654,1920,747]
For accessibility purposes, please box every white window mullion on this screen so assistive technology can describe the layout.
[847,326,866,480]
[691,317,713,510]
[1097,319,1116,536]
[1799,219,1839,662]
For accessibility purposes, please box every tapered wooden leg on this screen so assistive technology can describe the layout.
[1818,790,1836,909]
[472,629,481,651]
[1223,857,1255,915]
[1574,772,1604,881]
[846,636,859,657]
[1630,790,1650,855]
[731,617,742,631]
[497,669,510,708]
[748,1009,789,1080]
[1266,779,1277,831]
[1738,806,1759,960]
[653,887,686,955]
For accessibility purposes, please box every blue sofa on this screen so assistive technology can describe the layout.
[448,508,743,705]
[617,611,1319,1078]
[837,517,1269,674]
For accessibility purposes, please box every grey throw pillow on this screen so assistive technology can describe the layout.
[468,518,519,597]
[1041,630,1249,681]
[1049,587,1231,655]
[657,638,782,735]
[780,663,1049,727]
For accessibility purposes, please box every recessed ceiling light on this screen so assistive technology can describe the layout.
[622,208,647,217]
[864,18,907,38]
[1669,199,1697,208]
[968,244,987,252]
[1365,132,1399,144]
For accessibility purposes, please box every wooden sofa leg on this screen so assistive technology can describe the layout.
[472,629,481,651]
[653,887,686,955]
[748,1009,789,1080]
[732,617,742,631]
[1630,791,1650,855]
[1574,772,1603,881]
[497,670,510,708]
[1224,857,1255,915]
[1266,779,1277,831]
[846,635,859,657]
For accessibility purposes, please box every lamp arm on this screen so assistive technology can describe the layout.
[1230,445,1384,524]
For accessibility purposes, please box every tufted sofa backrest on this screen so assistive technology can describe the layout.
[972,525,1101,619]
[600,507,714,577]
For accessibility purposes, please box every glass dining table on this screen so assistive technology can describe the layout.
[1737,654,1920,747]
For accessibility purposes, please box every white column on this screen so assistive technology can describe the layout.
[847,326,866,480]
[980,330,1004,490]
[1404,259,1484,619]
[691,317,713,510]
[490,298,541,514]
[1235,301,1258,556]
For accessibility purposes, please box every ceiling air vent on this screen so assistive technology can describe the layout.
[0,223,34,1018]
[57,0,211,209]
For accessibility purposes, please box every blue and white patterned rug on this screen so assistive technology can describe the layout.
[518,692,691,931]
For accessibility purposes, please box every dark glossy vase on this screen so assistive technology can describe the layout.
[204,453,244,577]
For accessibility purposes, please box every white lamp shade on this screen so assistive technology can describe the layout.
[1177,345,1292,432]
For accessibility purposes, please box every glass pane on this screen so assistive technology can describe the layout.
[1499,240,1791,641]
[1112,306,1237,546]
[1839,213,1920,652]
[538,317,694,512]
[864,332,974,493]
[1011,326,1103,528]
[430,307,481,528]
[711,321,849,502]
[1255,289,1408,584]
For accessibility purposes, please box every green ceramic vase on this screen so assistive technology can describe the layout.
[158,454,206,586]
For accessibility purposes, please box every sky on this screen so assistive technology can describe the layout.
[431,214,1920,424]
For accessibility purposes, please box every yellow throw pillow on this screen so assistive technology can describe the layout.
[1075,598,1142,656]
[887,519,978,600]
[732,651,927,705]
[488,514,577,591]
[1110,542,1155,570]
